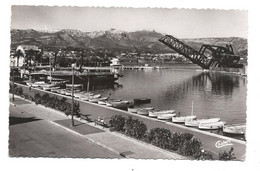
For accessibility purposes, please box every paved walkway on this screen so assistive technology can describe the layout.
[10,95,186,159]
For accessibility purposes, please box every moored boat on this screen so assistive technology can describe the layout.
[106,99,122,107]
[89,98,99,103]
[79,95,90,101]
[157,113,176,120]
[133,98,151,104]
[185,118,221,127]
[172,115,197,123]
[97,100,107,105]
[148,110,175,118]
[223,124,246,135]
[50,87,60,93]
[60,89,66,95]
[42,86,51,91]
[173,101,196,123]
[97,97,109,105]
[136,107,154,115]
[128,107,138,113]
[198,121,226,130]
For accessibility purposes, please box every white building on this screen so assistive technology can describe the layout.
[110,58,122,66]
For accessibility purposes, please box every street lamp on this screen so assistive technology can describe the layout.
[12,59,15,101]
[70,63,76,127]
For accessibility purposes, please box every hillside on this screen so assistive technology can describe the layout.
[11,29,247,56]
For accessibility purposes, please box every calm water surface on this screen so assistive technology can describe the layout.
[94,64,247,139]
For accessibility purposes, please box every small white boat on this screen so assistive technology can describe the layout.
[42,86,51,91]
[65,90,72,96]
[60,89,66,95]
[172,101,196,123]
[66,84,83,90]
[31,81,46,87]
[74,92,85,98]
[90,94,102,99]
[185,118,220,127]
[97,97,109,105]
[172,116,197,123]
[106,99,122,107]
[98,100,107,105]
[223,124,246,135]
[128,107,138,113]
[99,97,109,101]
[148,110,175,118]
[136,107,154,115]
[157,113,176,120]
[79,96,90,101]
[89,98,98,103]
[50,87,60,93]
[198,121,226,130]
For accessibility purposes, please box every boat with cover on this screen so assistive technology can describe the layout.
[148,110,175,118]
[223,123,246,135]
[157,113,176,120]
[198,121,226,130]
[185,118,220,127]
[133,98,151,104]
[172,101,197,123]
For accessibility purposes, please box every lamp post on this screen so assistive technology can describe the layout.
[12,59,15,101]
[71,63,76,127]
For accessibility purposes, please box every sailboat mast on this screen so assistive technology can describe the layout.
[191,101,194,116]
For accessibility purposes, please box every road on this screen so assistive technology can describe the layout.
[9,105,121,158]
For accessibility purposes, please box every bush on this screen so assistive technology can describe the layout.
[170,132,182,151]
[9,84,23,97]
[109,115,126,132]
[179,137,202,156]
[124,116,147,140]
[147,128,172,149]
[194,149,214,160]
[33,92,80,117]
[34,92,42,105]
[218,147,236,160]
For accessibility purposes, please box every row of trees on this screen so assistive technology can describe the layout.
[109,115,236,160]
[12,47,114,68]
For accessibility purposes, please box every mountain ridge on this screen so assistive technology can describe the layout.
[11,29,247,56]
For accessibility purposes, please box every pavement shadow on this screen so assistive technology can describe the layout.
[9,116,42,126]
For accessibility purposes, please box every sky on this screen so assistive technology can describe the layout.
[11,6,248,38]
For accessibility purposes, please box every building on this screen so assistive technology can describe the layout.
[110,58,122,66]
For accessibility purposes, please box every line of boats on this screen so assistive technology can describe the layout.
[25,81,246,135]
[127,103,246,135]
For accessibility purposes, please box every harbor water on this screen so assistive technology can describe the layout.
[93,64,247,140]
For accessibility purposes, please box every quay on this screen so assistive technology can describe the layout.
[10,95,185,159]
[14,83,246,160]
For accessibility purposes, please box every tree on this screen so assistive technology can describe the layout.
[14,49,24,67]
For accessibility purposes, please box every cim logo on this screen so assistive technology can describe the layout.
[215,140,233,148]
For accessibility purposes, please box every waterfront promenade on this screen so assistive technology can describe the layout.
[10,95,185,159]
[12,83,246,160]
